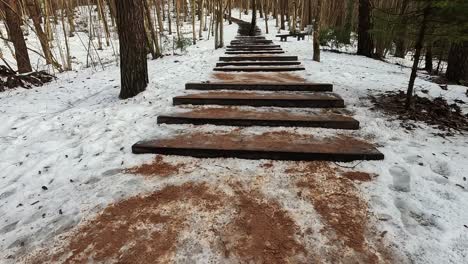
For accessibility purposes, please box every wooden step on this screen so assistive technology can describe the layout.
[225,51,285,55]
[235,36,266,39]
[173,92,345,108]
[132,132,384,161]
[219,56,298,62]
[185,82,333,92]
[216,61,301,67]
[226,47,283,51]
[213,66,305,72]
[158,108,359,129]
[227,45,281,49]
[230,40,273,44]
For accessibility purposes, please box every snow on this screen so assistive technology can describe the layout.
[1,11,468,264]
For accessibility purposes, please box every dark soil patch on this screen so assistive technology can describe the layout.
[125,155,188,177]
[0,66,55,92]
[371,91,468,135]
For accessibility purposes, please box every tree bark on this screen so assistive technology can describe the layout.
[395,0,409,58]
[425,43,433,74]
[357,0,373,58]
[2,0,32,73]
[446,41,468,83]
[116,0,148,99]
[406,4,431,108]
[250,0,257,36]
[313,0,322,62]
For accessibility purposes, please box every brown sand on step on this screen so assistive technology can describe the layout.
[212,72,305,83]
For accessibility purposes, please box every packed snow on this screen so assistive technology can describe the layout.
[1,11,467,264]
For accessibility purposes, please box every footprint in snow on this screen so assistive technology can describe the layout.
[394,198,442,234]
[430,161,451,177]
[389,166,411,192]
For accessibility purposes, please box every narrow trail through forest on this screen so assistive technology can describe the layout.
[22,20,401,264]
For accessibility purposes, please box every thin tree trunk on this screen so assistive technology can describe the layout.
[313,0,322,62]
[425,43,433,74]
[116,0,148,99]
[192,0,196,44]
[395,0,409,58]
[406,3,431,108]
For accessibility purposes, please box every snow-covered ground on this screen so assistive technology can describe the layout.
[1,12,467,264]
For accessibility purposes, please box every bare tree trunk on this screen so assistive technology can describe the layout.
[313,0,322,62]
[357,0,373,58]
[425,43,433,74]
[2,0,32,73]
[446,41,468,83]
[191,0,196,44]
[116,0,148,99]
[250,0,257,36]
[406,3,431,108]
[395,0,409,58]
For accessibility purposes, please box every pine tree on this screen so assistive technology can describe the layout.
[116,0,148,99]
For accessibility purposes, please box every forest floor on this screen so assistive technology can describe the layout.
[1,15,468,264]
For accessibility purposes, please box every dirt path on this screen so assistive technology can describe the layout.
[23,156,401,263]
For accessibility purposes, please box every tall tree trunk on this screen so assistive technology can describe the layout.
[357,0,373,58]
[191,0,197,44]
[406,3,431,108]
[116,0,148,99]
[446,41,468,83]
[425,43,433,74]
[313,0,322,62]
[2,0,32,73]
[342,0,354,45]
[280,0,285,30]
[250,0,257,36]
[144,0,161,59]
[264,0,269,34]
[395,0,409,58]
[228,0,232,24]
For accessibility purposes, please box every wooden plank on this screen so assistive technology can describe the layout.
[225,51,285,55]
[227,45,281,49]
[226,47,283,51]
[216,61,301,67]
[132,132,384,161]
[219,56,298,62]
[173,92,345,108]
[185,82,333,92]
[213,66,305,72]
[158,108,359,129]
[230,40,273,44]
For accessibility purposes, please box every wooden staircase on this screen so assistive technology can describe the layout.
[132,20,384,162]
